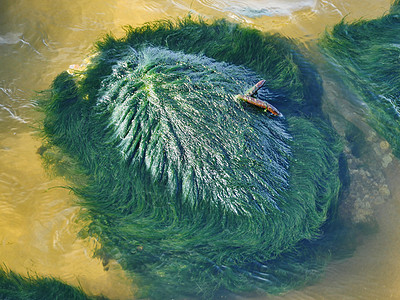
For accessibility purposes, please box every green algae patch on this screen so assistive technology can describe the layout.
[0,268,102,300]
[320,1,400,158]
[37,18,343,299]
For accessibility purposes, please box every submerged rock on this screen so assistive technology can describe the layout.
[37,18,343,299]
[0,267,97,300]
[319,0,400,158]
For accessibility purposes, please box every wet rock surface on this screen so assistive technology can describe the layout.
[340,129,393,226]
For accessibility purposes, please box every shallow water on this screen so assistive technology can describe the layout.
[0,0,399,299]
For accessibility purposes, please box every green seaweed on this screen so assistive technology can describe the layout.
[319,0,400,157]
[0,267,101,300]
[37,18,343,299]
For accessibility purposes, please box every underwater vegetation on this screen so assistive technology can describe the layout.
[32,18,345,299]
[0,267,101,300]
[320,0,400,158]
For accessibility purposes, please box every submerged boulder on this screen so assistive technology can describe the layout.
[0,268,95,300]
[320,0,400,158]
[38,18,343,299]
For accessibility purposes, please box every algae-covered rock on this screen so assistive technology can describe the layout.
[38,18,343,299]
[320,0,400,158]
[0,268,100,300]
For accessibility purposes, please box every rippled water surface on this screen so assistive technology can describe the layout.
[1,0,399,299]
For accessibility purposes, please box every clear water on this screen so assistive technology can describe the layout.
[0,0,399,299]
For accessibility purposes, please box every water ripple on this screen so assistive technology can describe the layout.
[0,86,29,124]
[194,0,317,17]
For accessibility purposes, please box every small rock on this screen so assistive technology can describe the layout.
[380,140,390,150]
[366,131,377,142]
[374,196,385,205]
[379,185,391,198]
[382,154,392,168]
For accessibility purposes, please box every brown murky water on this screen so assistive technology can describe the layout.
[1,0,399,299]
